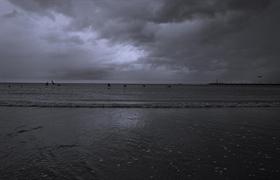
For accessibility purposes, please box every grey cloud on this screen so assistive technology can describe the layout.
[3,0,280,82]
[51,67,112,80]
[2,9,19,18]
[157,0,271,22]
[43,33,84,45]
[8,0,73,17]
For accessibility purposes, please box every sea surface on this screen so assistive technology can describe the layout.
[0,84,280,179]
[1,83,280,108]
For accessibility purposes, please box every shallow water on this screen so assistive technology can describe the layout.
[0,107,280,179]
[1,83,280,107]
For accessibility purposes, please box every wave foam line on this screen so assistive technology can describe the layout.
[1,100,280,108]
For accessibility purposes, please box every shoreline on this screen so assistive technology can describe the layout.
[1,83,280,109]
[1,100,280,108]
[1,82,280,86]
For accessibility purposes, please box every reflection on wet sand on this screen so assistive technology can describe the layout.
[0,107,279,179]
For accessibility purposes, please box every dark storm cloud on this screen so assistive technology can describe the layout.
[8,0,73,18]
[1,0,280,82]
[157,0,271,22]
[44,33,84,45]
[2,9,18,18]
[51,67,113,80]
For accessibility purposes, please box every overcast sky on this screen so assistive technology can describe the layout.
[0,0,279,83]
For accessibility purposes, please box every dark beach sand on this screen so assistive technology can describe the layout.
[0,107,279,179]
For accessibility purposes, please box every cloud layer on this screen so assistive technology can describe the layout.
[0,0,279,83]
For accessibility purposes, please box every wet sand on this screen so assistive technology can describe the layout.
[0,107,279,179]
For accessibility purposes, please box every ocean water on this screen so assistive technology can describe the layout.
[0,107,279,179]
[0,83,280,108]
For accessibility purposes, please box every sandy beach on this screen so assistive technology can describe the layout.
[0,107,280,179]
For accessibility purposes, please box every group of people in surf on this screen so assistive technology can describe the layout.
[45,80,61,87]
